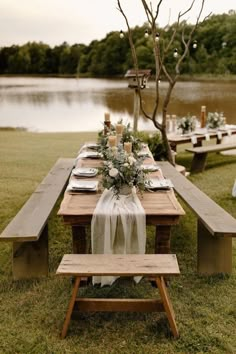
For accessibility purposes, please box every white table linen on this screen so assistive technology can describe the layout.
[91,188,146,286]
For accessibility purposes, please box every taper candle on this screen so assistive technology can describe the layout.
[108,135,117,147]
[200,106,206,128]
[116,123,124,134]
[124,142,132,153]
[104,112,110,122]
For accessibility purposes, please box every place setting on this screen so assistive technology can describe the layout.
[67,179,99,193]
[71,167,98,178]
[145,177,174,191]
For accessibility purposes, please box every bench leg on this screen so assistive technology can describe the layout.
[12,225,49,280]
[61,277,81,339]
[156,276,179,338]
[190,152,207,173]
[197,220,232,274]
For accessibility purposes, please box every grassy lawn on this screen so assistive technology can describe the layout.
[0,130,235,354]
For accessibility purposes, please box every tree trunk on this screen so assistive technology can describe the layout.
[161,129,175,165]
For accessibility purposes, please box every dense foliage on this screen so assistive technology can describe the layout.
[0,11,235,76]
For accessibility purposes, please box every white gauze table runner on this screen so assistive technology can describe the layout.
[91,188,146,286]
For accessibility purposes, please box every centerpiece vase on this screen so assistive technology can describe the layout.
[119,184,133,196]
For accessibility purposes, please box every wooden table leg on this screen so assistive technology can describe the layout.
[190,152,207,173]
[193,139,202,147]
[155,225,171,254]
[72,226,87,254]
[61,276,81,339]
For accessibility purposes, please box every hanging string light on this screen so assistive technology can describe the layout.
[173,48,178,58]
[144,30,149,38]
[155,33,160,42]
[222,41,227,48]
[119,30,124,39]
[192,40,197,49]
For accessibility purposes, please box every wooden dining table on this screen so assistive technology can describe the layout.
[58,143,185,255]
[168,126,236,152]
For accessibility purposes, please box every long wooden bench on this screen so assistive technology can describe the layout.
[56,254,180,339]
[186,143,236,173]
[0,158,75,280]
[158,161,236,275]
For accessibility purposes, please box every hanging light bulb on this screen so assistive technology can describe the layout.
[119,30,124,39]
[173,48,178,58]
[222,41,227,48]
[193,40,197,49]
[155,33,160,42]
[144,30,149,38]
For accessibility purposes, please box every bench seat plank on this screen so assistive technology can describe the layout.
[0,158,74,242]
[56,254,180,276]
[159,161,236,274]
[158,161,236,237]
[186,143,236,172]
[0,157,75,280]
[186,142,236,154]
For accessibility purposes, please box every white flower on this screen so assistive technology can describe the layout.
[123,163,129,167]
[109,167,119,178]
[111,146,118,155]
[128,156,136,166]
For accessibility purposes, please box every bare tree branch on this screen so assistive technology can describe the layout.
[117,0,207,164]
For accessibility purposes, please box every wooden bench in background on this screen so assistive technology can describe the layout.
[0,158,74,280]
[159,161,236,275]
[186,143,236,173]
[56,254,180,339]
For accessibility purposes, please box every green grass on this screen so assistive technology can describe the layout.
[0,131,236,354]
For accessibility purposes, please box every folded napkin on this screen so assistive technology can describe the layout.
[91,188,146,286]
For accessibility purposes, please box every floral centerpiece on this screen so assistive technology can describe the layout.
[206,112,225,129]
[177,114,197,134]
[98,120,142,158]
[99,145,148,198]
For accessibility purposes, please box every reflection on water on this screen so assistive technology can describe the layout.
[0,77,235,132]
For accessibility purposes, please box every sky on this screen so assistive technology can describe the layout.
[0,0,235,47]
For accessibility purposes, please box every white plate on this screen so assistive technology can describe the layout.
[138,151,150,158]
[145,178,173,190]
[67,180,98,192]
[72,167,98,177]
[141,164,160,172]
[77,151,102,159]
[83,143,99,150]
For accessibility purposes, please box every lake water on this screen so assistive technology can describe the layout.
[0,77,235,132]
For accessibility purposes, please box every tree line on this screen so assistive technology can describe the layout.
[0,11,235,77]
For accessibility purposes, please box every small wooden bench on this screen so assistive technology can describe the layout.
[0,158,75,280]
[186,143,236,173]
[159,161,236,275]
[56,254,180,339]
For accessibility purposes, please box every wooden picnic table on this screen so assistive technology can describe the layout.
[58,143,185,255]
[168,127,236,152]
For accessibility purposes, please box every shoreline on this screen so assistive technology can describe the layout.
[1,73,236,82]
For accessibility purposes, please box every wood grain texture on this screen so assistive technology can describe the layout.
[0,158,75,241]
[186,142,236,154]
[58,254,180,339]
[158,161,236,236]
[56,254,180,276]
[168,129,236,151]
